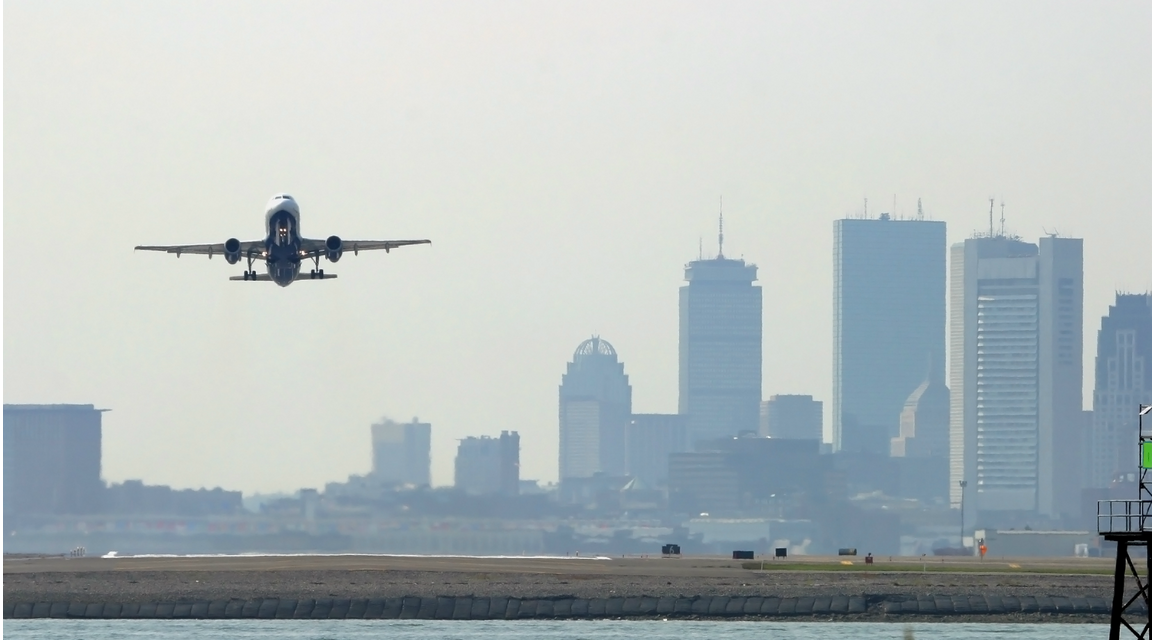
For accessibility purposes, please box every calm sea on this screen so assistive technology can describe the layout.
[1,620,1108,640]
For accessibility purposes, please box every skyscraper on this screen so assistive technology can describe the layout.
[3,404,106,519]
[890,363,949,459]
[949,235,1083,519]
[760,395,823,441]
[559,336,631,480]
[679,226,762,446]
[454,431,520,496]
[371,417,431,487]
[1087,294,1152,489]
[833,215,946,453]
[625,413,687,487]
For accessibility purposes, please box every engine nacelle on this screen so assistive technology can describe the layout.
[224,238,242,265]
[325,235,343,262]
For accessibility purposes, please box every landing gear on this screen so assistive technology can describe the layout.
[243,253,259,281]
[309,254,326,279]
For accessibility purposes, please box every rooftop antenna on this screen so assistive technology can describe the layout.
[698,236,703,260]
[864,197,868,219]
[1000,200,1006,237]
[917,197,924,220]
[988,197,995,237]
[718,197,725,259]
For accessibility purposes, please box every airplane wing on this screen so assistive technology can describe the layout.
[134,240,265,258]
[300,238,431,256]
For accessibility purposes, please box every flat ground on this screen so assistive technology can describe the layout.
[3,554,1119,604]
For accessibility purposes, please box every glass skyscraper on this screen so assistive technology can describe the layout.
[1087,293,1152,489]
[832,216,946,453]
[679,255,762,446]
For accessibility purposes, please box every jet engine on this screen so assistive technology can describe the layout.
[325,235,343,262]
[224,238,242,265]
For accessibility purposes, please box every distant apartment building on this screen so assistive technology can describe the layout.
[760,395,823,441]
[679,240,762,446]
[949,235,1083,520]
[559,337,631,479]
[3,404,106,519]
[1086,293,1152,488]
[668,435,825,516]
[625,413,687,487]
[454,431,520,496]
[371,418,431,487]
[832,215,946,454]
[103,480,243,516]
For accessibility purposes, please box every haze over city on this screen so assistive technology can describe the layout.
[5,1,1150,494]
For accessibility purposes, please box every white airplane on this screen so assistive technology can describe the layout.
[135,194,430,287]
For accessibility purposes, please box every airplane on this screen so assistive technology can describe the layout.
[135,194,430,287]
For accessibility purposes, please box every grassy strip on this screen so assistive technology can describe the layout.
[740,561,1111,575]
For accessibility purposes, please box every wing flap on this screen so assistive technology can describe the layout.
[300,238,431,256]
[136,240,265,257]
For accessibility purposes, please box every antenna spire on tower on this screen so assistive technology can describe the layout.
[988,197,995,237]
[718,196,725,259]
[1000,200,1006,237]
[917,197,924,220]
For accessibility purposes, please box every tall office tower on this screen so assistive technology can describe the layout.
[3,404,106,519]
[371,417,432,487]
[949,236,1083,519]
[890,364,949,458]
[454,431,520,496]
[760,395,823,441]
[1087,294,1152,488]
[625,413,688,487]
[833,215,946,453]
[679,228,762,446]
[559,337,632,480]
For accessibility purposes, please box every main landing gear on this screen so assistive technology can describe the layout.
[241,253,259,281]
[309,254,325,279]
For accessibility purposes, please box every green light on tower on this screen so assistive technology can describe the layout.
[1143,441,1152,469]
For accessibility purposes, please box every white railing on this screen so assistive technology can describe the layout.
[1098,500,1152,534]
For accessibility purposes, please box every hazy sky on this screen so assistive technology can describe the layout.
[5,1,1151,493]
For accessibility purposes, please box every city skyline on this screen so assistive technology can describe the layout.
[5,2,1150,493]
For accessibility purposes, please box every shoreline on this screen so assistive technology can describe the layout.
[5,554,1127,622]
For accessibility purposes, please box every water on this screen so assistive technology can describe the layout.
[1,620,1107,640]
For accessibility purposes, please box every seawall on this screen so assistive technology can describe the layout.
[3,593,1124,621]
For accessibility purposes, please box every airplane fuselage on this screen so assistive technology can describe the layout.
[263,195,303,287]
